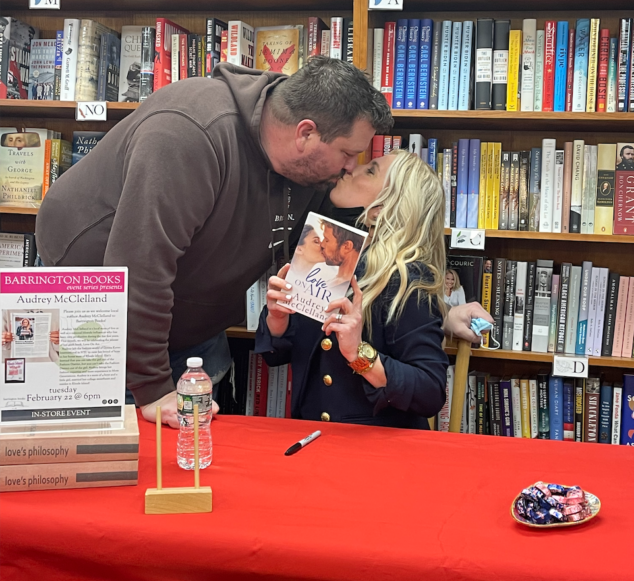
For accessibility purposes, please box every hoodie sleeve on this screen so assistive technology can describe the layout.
[103,112,222,406]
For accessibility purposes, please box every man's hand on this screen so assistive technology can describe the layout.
[444,302,494,343]
[141,391,220,429]
[2,331,13,346]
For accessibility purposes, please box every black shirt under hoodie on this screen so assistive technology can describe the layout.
[36,64,329,405]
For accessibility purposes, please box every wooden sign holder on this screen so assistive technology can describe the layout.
[145,404,212,514]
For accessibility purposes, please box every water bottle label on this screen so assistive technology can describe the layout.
[177,393,211,418]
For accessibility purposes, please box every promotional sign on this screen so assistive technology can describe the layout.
[450,228,486,250]
[552,355,589,378]
[0,268,128,424]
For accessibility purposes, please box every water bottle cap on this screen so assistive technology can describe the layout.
[186,357,203,368]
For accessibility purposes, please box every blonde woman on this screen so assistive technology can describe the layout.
[444,268,466,307]
[256,150,489,429]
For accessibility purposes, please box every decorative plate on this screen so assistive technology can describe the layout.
[511,483,601,528]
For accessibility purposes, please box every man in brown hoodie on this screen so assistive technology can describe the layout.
[36,57,393,427]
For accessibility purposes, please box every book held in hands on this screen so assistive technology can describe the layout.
[278,212,367,323]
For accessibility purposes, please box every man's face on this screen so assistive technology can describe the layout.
[320,226,344,266]
[623,148,634,161]
[539,272,547,286]
[278,118,376,190]
[5,133,27,150]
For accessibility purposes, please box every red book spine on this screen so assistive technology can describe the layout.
[284,365,292,419]
[596,29,610,112]
[154,18,190,91]
[565,28,576,112]
[179,34,188,82]
[220,30,228,62]
[542,21,557,111]
[381,22,396,106]
[371,135,384,159]
[614,170,634,235]
[392,135,402,150]
[611,276,630,357]
[253,355,269,417]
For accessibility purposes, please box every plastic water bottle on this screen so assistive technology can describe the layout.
[176,357,212,470]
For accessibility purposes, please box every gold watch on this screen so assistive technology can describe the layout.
[347,342,378,375]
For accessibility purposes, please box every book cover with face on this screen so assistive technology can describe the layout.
[254,25,303,75]
[279,212,367,323]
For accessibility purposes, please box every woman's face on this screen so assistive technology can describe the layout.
[329,154,396,209]
[296,229,324,264]
[444,272,455,292]
[21,318,30,328]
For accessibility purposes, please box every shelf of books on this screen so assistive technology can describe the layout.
[0,99,138,120]
[443,229,634,243]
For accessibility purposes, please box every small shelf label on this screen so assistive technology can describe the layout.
[368,0,403,10]
[76,102,107,121]
[552,355,589,379]
[449,228,486,250]
[29,0,60,8]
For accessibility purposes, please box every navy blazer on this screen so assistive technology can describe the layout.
[254,263,448,430]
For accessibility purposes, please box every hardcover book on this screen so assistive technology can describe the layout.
[118,25,142,102]
[446,255,484,307]
[75,20,117,102]
[71,131,106,166]
[0,232,36,268]
[614,142,634,235]
[28,39,55,100]
[97,32,120,102]
[0,17,40,100]
[154,18,189,90]
[254,25,303,75]
[621,374,634,446]
[279,212,367,323]
[531,259,554,353]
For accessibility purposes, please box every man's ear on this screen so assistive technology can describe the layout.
[341,240,354,255]
[295,119,318,153]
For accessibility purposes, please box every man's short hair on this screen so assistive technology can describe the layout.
[268,56,393,143]
[321,220,364,252]
[620,144,634,157]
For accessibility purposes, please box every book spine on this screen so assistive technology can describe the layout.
[584,377,601,443]
[547,274,560,353]
[537,372,550,439]
[330,17,343,60]
[532,260,554,353]
[458,21,473,111]
[405,19,420,110]
[508,151,520,230]
[565,28,576,111]
[592,268,610,357]
[534,30,545,111]
[443,148,452,227]
[518,151,530,231]
[428,138,437,171]
[564,265,582,354]
[601,273,620,357]
[171,34,180,82]
[392,19,408,109]
[506,30,521,111]
[621,376,634,445]
[511,377,522,437]
[0,460,138,491]
[552,149,564,233]
[598,383,613,443]
[475,18,494,110]
[563,381,575,441]
[503,261,517,350]
[437,21,453,110]
[612,277,630,357]
[553,21,568,112]
[573,19,590,112]
[42,139,52,197]
[417,19,433,108]
[549,376,563,441]
[438,366,454,432]
[585,267,601,356]
[372,28,384,91]
[476,374,487,435]
[556,263,571,354]
[266,366,279,418]
[450,141,458,227]
[428,21,442,110]
[622,278,634,357]
[630,23,634,112]
[528,147,542,232]
[569,139,585,233]
[539,138,556,232]
[611,385,622,444]
[542,21,556,111]
[485,142,495,228]
[607,36,618,113]
[520,19,536,111]
[523,262,536,351]
[53,30,63,100]
[481,262,493,348]
[529,378,538,438]
[447,21,462,110]
[491,143,501,229]
[139,27,156,102]
[179,34,187,81]
[380,22,396,106]
[575,379,584,442]
[596,29,610,112]
[492,20,510,111]
[61,19,80,101]
[562,142,573,233]
[492,258,506,346]
[499,151,510,230]
[594,143,617,235]
[586,18,600,112]
[499,379,513,437]
[512,262,527,351]
[462,137,477,228]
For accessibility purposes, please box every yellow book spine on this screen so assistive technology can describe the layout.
[491,143,502,230]
[586,19,600,112]
[594,143,617,234]
[481,270,492,347]
[437,152,444,182]
[520,378,531,438]
[506,30,522,111]
[478,143,488,229]
[485,144,495,228]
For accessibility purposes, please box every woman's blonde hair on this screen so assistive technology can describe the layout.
[358,149,446,337]
[445,268,462,291]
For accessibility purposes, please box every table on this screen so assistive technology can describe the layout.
[1,412,632,581]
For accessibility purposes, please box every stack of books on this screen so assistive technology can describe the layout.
[0,404,139,492]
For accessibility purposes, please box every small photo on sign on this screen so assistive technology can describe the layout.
[5,358,25,383]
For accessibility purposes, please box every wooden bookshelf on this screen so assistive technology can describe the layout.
[0,100,138,121]
[0,206,39,215]
[2,0,351,10]
[443,229,634,244]
[226,326,258,340]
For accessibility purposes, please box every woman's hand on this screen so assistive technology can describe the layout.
[322,276,364,363]
[265,263,295,338]
[2,331,13,346]
[443,302,494,343]
[49,330,60,345]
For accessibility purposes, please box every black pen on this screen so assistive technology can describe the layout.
[284,430,321,456]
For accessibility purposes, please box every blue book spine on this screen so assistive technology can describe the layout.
[563,381,574,441]
[553,21,569,112]
[392,19,409,109]
[427,138,437,171]
[500,379,514,437]
[575,261,592,355]
[573,19,590,112]
[621,375,634,445]
[467,139,480,228]
[456,138,470,228]
[417,19,433,109]
[437,21,453,110]
[405,19,421,110]
[458,21,473,111]
[447,21,462,110]
[548,376,563,441]
[599,383,613,444]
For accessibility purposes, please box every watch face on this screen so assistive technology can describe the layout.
[360,343,376,359]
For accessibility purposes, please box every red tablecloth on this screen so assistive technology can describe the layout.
[1,412,632,581]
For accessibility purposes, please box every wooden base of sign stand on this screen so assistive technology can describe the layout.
[145,405,212,515]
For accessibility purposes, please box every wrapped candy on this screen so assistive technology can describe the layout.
[517,483,592,525]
